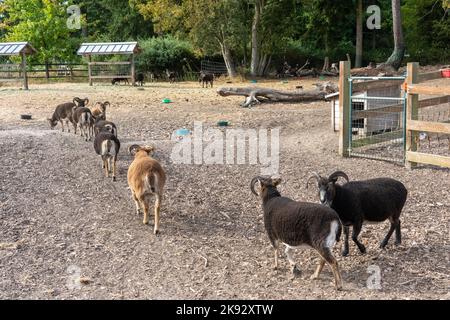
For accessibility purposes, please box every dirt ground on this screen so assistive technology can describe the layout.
[0,77,449,300]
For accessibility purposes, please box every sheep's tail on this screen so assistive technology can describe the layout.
[325,220,342,248]
[144,172,160,194]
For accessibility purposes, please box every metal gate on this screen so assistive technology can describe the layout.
[348,76,407,163]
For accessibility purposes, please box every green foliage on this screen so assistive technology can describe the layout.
[74,0,154,41]
[402,0,450,64]
[0,0,448,72]
[135,36,197,73]
[0,0,80,64]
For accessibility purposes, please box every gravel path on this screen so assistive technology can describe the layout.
[0,80,449,299]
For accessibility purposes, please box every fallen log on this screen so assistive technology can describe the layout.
[296,68,338,77]
[217,82,338,107]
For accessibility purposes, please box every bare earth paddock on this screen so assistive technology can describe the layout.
[0,79,449,300]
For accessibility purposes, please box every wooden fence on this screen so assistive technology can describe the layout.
[339,61,450,169]
[405,62,450,169]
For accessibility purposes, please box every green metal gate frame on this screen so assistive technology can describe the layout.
[347,76,407,163]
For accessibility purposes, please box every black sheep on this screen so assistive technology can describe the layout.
[199,72,214,88]
[308,171,408,256]
[251,176,344,290]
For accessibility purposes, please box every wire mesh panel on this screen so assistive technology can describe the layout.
[201,60,228,76]
[90,62,131,77]
[348,77,407,163]
[0,64,21,80]
[415,102,450,157]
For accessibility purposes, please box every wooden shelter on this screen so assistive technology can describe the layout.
[77,42,141,86]
[0,42,37,90]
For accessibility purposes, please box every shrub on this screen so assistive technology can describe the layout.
[135,36,198,74]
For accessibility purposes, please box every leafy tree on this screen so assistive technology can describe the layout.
[135,35,196,73]
[250,0,299,76]
[0,0,80,70]
[136,0,249,77]
[402,0,450,64]
[74,0,153,40]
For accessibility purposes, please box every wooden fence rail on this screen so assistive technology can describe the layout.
[339,61,450,169]
[406,62,450,169]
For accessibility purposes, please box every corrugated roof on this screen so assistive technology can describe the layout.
[0,42,37,56]
[77,42,140,55]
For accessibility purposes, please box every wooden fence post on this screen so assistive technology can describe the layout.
[21,52,29,90]
[406,62,419,169]
[88,55,93,86]
[131,54,136,86]
[339,60,351,157]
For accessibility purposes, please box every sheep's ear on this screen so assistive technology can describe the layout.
[272,178,282,187]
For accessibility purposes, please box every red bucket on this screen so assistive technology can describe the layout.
[442,69,450,78]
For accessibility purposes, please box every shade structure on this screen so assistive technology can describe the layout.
[77,42,140,56]
[77,42,140,86]
[0,42,37,56]
[0,42,37,90]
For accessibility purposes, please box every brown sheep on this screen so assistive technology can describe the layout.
[127,145,166,235]
[91,101,110,119]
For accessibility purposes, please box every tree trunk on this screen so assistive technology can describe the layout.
[217,82,338,107]
[220,43,237,78]
[250,0,263,76]
[257,53,270,76]
[355,0,364,68]
[322,57,330,72]
[385,0,405,70]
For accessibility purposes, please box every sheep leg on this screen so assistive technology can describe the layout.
[321,248,343,291]
[310,258,326,280]
[66,120,70,133]
[395,219,402,245]
[108,157,113,179]
[154,194,161,235]
[87,125,91,141]
[112,158,117,182]
[60,120,64,132]
[142,199,149,225]
[132,193,141,214]
[342,226,350,257]
[104,157,109,177]
[285,246,301,277]
[351,222,366,254]
[272,241,279,270]
[380,222,396,249]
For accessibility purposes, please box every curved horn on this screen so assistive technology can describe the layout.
[306,172,322,189]
[73,97,81,105]
[328,171,349,183]
[250,177,261,196]
[128,144,140,156]
[103,101,110,108]
[141,145,155,154]
[84,98,89,106]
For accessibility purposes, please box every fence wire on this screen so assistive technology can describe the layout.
[201,60,228,76]
[415,103,450,156]
[91,64,131,77]
[349,91,406,163]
